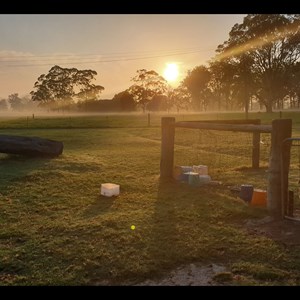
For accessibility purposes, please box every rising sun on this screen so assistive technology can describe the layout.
[164,63,179,82]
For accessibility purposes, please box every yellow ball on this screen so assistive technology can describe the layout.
[131,225,135,230]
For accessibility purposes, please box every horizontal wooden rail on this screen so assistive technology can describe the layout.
[190,119,261,125]
[175,121,272,133]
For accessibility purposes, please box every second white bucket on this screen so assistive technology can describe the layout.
[193,165,208,175]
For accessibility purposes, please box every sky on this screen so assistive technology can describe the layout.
[0,14,246,100]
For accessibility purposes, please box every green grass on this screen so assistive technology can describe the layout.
[1,110,300,129]
[0,112,300,285]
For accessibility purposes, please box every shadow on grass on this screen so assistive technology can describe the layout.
[0,153,52,188]
[147,179,205,276]
[234,166,269,173]
[82,195,115,218]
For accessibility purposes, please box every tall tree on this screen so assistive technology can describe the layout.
[287,62,300,108]
[169,85,192,113]
[30,65,104,107]
[112,90,136,111]
[76,85,105,102]
[0,99,8,111]
[209,60,236,110]
[231,55,254,116]
[8,93,23,111]
[128,69,168,113]
[215,14,300,112]
[148,94,169,112]
[182,65,211,111]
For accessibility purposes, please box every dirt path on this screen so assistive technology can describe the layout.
[137,216,300,286]
[95,217,300,286]
[136,263,229,286]
[245,216,300,246]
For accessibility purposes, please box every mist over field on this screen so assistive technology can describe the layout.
[1,14,300,286]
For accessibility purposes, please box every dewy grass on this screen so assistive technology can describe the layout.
[0,112,300,285]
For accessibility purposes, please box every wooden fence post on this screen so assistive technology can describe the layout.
[252,119,261,169]
[267,119,292,218]
[160,117,175,181]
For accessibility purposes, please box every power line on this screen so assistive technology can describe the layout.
[0,48,215,68]
[0,46,215,60]
[0,49,208,64]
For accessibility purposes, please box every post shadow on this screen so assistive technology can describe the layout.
[147,178,197,275]
[82,195,115,218]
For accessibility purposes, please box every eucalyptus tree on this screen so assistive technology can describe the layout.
[30,65,104,108]
[182,65,211,111]
[0,99,8,111]
[161,85,191,113]
[112,90,136,111]
[215,14,300,112]
[8,93,23,111]
[209,60,236,110]
[129,69,168,113]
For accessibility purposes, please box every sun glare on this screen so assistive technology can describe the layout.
[164,63,179,82]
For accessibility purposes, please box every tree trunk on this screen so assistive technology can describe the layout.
[243,81,249,119]
[218,95,221,111]
[265,100,273,113]
[0,135,63,157]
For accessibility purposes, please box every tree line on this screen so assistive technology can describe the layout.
[0,93,38,112]
[2,14,300,113]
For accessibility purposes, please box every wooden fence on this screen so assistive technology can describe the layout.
[160,117,292,218]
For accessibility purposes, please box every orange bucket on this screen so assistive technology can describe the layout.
[251,189,267,207]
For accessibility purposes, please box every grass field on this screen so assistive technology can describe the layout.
[1,111,300,285]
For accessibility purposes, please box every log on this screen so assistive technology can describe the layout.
[0,135,63,157]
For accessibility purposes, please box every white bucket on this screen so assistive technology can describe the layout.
[193,165,208,175]
[187,172,200,186]
[101,183,120,197]
[181,166,193,173]
[173,165,193,181]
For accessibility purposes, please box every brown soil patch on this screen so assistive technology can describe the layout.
[245,216,300,246]
[136,216,300,286]
[135,263,229,286]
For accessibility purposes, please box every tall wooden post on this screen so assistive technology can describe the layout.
[267,119,292,218]
[252,119,261,169]
[160,117,175,181]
